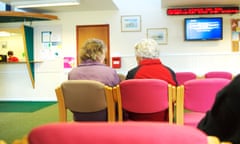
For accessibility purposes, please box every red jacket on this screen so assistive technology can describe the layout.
[8,56,19,62]
[126,59,177,86]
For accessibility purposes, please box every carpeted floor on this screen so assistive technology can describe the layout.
[0,101,56,112]
[0,102,73,144]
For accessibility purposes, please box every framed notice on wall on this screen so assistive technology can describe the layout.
[231,19,240,52]
[121,15,141,32]
[147,28,168,44]
[41,31,52,43]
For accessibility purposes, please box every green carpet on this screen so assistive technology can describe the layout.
[0,101,56,112]
[0,103,69,144]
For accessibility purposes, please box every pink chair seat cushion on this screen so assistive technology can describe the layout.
[184,112,206,127]
[28,122,208,144]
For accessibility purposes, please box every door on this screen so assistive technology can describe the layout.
[76,24,110,66]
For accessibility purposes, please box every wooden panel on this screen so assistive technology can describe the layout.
[0,11,58,23]
[76,24,110,66]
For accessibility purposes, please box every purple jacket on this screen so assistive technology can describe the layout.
[68,60,120,87]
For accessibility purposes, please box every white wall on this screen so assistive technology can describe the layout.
[0,0,240,101]
[0,34,24,60]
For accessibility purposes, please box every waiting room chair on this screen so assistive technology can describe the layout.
[28,122,219,144]
[55,80,115,122]
[176,71,197,85]
[175,72,197,102]
[204,71,233,80]
[114,79,174,123]
[176,78,230,127]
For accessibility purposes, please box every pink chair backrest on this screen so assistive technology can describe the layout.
[176,72,197,85]
[204,71,232,80]
[120,79,168,113]
[184,78,230,112]
[28,122,208,144]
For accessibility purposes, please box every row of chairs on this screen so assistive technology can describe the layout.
[175,71,232,126]
[176,71,233,85]
[175,78,230,126]
[11,77,231,144]
[55,79,174,123]
[55,77,231,127]
[116,78,230,126]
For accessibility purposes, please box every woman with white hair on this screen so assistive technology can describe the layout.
[125,38,177,121]
[126,38,177,85]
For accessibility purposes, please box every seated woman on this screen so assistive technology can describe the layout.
[68,38,120,121]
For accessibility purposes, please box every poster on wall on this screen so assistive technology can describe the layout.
[36,25,62,60]
[147,28,168,44]
[64,57,75,69]
[231,19,240,52]
[121,15,141,32]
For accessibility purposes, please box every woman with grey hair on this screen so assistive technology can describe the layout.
[125,38,177,121]
[68,38,120,121]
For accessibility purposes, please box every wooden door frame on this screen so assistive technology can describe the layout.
[76,24,110,66]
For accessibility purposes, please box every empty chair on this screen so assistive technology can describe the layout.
[28,122,214,144]
[176,72,197,85]
[55,80,115,122]
[114,79,174,123]
[176,78,230,127]
[204,71,233,80]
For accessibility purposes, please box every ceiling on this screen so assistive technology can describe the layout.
[0,0,239,13]
[0,0,118,13]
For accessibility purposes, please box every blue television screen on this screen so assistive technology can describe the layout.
[184,17,223,41]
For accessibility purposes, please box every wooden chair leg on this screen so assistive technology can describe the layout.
[55,87,67,122]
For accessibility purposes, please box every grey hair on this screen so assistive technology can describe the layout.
[134,38,160,58]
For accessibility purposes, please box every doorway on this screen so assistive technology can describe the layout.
[76,24,110,66]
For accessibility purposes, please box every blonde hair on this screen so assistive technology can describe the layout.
[79,38,106,62]
[134,38,159,58]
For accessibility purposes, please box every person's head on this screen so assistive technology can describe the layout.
[79,38,106,63]
[134,38,160,64]
[7,51,14,57]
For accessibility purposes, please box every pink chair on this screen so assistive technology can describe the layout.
[28,122,210,144]
[114,79,174,122]
[176,72,197,85]
[204,71,233,80]
[176,78,230,127]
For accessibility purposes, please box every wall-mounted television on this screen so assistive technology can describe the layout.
[184,17,223,41]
